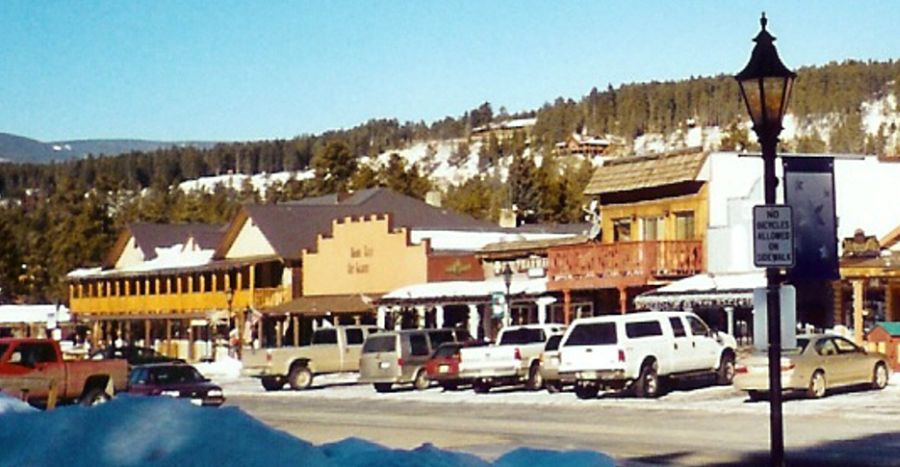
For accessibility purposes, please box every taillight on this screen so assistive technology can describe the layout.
[617,349,626,363]
[514,348,522,360]
[397,357,405,366]
[735,365,748,374]
[780,358,795,372]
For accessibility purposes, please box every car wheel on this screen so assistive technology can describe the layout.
[261,376,284,391]
[574,383,599,400]
[472,379,491,394]
[440,382,459,391]
[634,360,661,398]
[717,353,736,385]
[546,380,563,394]
[81,388,111,407]
[747,390,767,402]
[373,383,393,393]
[413,369,429,391]
[872,362,889,390]
[807,370,826,399]
[526,363,544,391]
[288,365,313,390]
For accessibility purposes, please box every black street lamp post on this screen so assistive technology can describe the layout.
[735,13,796,467]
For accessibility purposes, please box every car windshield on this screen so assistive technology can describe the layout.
[432,344,461,358]
[149,365,205,384]
[499,328,545,345]
[362,335,396,353]
[566,323,617,346]
[544,335,563,351]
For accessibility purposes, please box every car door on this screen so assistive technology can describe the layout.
[831,336,869,384]
[406,332,431,380]
[341,328,365,372]
[813,337,848,385]
[6,342,65,399]
[685,315,719,371]
[667,317,692,373]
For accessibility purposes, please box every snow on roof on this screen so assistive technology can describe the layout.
[0,304,70,324]
[67,244,215,279]
[411,230,575,252]
[0,396,614,466]
[381,277,548,303]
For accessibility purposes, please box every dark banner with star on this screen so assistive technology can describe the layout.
[783,157,840,281]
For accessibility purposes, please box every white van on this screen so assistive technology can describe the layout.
[558,311,736,399]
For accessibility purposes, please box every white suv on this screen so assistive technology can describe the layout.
[558,311,737,399]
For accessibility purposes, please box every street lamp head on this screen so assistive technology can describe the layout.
[502,263,513,290]
[735,13,796,139]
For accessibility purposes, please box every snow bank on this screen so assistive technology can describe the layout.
[0,396,615,467]
[0,393,37,414]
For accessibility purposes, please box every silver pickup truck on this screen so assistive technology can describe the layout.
[458,324,565,393]
[241,325,378,391]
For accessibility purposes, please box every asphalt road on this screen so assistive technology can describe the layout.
[225,385,900,466]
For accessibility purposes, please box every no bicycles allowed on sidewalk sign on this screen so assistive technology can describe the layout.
[753,205,795,268]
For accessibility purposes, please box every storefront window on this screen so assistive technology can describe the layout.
[675,212,695,240]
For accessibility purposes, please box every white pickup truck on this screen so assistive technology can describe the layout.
[458,324,565,393]
[558,311,736,399]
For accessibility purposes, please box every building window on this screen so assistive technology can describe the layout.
[642,216,663,241]
[613,218,632,242]
[674,212,695,240]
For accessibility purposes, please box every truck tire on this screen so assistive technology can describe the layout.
[716,353,736,385]
[472,379,491,394]
[634,360,661,398]
[81,387,111,407]
[574,383,599,400]
[288,365,313,390]
[526,363,544,391]
[374,383,393,393]
[261,376,285,391]
[413,369,430,391]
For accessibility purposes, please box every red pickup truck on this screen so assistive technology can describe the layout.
[0,338,128,407]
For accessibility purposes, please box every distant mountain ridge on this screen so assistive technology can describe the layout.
[0,132,217,163]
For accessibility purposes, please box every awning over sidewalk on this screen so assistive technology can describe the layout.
[378,278,549,306]
[0,304,70,324]
[264,294,379,316]
[635,271,765,310]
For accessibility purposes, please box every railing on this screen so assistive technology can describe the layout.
[70,287,289,315]
[548,240,703,290]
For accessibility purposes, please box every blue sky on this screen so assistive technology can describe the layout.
[1,1,898,142]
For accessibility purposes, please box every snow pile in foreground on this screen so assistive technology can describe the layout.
[0,393,36,414]
[0,396,614,467]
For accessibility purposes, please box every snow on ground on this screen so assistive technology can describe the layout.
[177,170,315,196]
[0,394,614,467]
[0,393,37,414]
[219,372,900,421]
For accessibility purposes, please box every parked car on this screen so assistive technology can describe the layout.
[558,311,737,399]
[90,345,183,366]
[359,328,470,392]
[128,362,225,407]
[424,341,487,390]
[458,324,565,393]
[242,325,379,391]
[539,334,566,393]
[0,338,128,407]
[734,334,891,400]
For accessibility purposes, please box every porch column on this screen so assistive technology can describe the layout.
[394,307,402,330]
[853,280,865,345]
[249,265,257,308]
[187,324,195,361]
[165,319,173,357]
[435,305,445,328]
[144,319,151,348]
[617,286,628,314]
[292,315,300,346]
[377,306,387,329]
[275,318,283,347]
[416,306,426,329]
[467,304,479,341]
[832,280,845,327]
[563,289,572,325]
[724,306,735,336]
[536,296,556,324]
[886,280,897,322]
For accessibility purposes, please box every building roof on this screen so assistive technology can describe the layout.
[264,294,378,316]
[584,148,708,196]
[103,223,224,268]
[874,322,900,337]
[479,235,588,258]
[219,188,502,260]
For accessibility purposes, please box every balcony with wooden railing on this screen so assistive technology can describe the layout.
[69,287,290,317]
[547,240,704,291]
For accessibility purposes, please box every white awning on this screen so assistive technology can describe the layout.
[379,278,548,305]
[0,305,71,325]
[635,271,765,310]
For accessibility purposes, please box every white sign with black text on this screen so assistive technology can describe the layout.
[753,205,795,268]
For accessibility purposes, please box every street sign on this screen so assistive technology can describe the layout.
[753,205,795,268]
